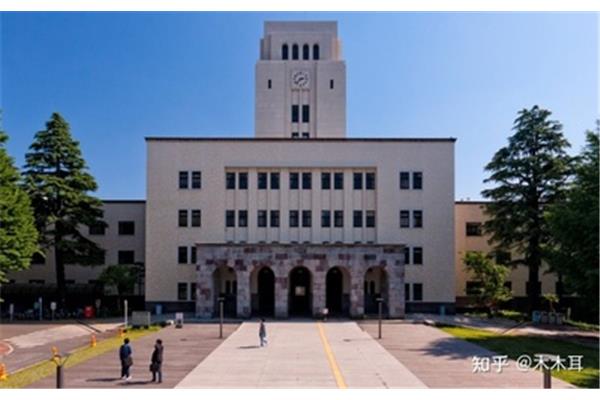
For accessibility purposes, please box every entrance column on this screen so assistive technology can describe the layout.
[349,263,365,318]
[387,256,406,318]
[236,270,251,318]
[274,263,288,318]
[313,267,326,316]
[196,263,214,318]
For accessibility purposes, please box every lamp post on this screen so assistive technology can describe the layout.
[218,296,224,339]
[376,297,383,339]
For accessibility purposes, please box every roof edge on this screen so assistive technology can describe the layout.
[145,137,457,143]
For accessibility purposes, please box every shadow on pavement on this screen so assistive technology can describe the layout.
[237,345,260,349]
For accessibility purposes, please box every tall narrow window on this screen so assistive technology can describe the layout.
[302,44,309,60]
[289,210,299,227]
[292,44,299,60]
[413,210,423,228]
[413,172,423,189]
[302,105,310,123]
[321,172,331,190]
[353,172,363,190]
[191,171,202,189]
[366,210,376,228]
[179,171,189,189]
[400,172,410,189]
[291,105,299,123]
[238,172,248,189]
[334,172,344,190]
[292,132,299,138]
[321,210,331,227]
[313,44,320,60]
[267,79,272,89]
[270,172,280,190]
[282,44,289,60]
[118,221,135,235]
[238,210,248,227]
[413,283,423,301]
[190,247,197,264]
[178,246,188,264]
[334,210,344,228]
[225,210,235,227]
[289,172,299,189]
[118,250,135,264]
[413,247,423,265]
[191,210,201,227]
[258,172,268,190]
[226,172,236,189]
[302,210,312,227]
[270,210,280,228]
[366,172,376,190]
[405,283,411,301]
[330,79,334,89]
[178,210,188,227]
[177,283,188,301]
[400,210,410,228]
[302,132,309,139]
[257,210,267,228]
[302,172,312,189]
[403,247,410,265]
[353,210,363,228]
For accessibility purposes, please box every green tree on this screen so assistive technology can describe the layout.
[546,125,599,319]
[98,264,143,311]
[463,251,512,315]
[0,123,38,285]
[482,106,571,312]
[23,113,105,308]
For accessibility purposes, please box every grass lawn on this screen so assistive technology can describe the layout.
[440,325,599,388]
[0,326,161,389]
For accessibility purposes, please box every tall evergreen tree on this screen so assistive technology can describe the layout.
[546,124,599,320]
[0,123,38,284]
[482,105,571,312]
[23,113,105,308]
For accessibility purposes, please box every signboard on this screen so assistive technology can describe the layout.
[131,311,151,328]
[175,312,184,328]
[50,302,57,311]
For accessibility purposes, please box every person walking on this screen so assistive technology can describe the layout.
[150,339,164,383]
[259,318,267,347]
[119,337,133,381]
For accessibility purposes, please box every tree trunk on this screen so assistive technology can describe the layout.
[54,230,67,310]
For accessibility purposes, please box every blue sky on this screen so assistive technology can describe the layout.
[1,12,597,200]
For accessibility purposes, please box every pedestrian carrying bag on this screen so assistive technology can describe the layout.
[125,356,133,367]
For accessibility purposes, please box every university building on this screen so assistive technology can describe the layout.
[5,21,558,318]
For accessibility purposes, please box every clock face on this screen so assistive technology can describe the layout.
[292,71,310,88]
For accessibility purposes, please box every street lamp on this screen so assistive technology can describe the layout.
[218,296,225,339]
[376,297,383,339]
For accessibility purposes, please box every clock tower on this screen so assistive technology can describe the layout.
[255,21,346,139]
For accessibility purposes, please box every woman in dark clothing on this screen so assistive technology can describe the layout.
[119,338,133,380]
[150,339,164,383]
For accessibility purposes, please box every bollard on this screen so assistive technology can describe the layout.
[0,363,7,381]
[90,334,97,348]
[56,364,64,389]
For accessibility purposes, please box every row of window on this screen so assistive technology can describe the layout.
[225,209,377,228]
[89,220,135,236]
[282,43,320,61]
[400,210,423,228]
[178,209,202,227]
[178,246,197,265]
[405,283,423,301]
[291,105,310,123]
[177,282,197,301]
[466,222,483,236]
[32,249,137,265]
[226,171,376,190]
[400,171,423,190]
[179,170,202,189]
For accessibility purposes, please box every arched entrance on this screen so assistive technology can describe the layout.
[326,267,350,316]
[212,266,237,317]
[363,267,388,315]
[288,266,312,316]
[250,266,275,316]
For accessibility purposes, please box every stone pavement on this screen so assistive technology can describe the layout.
[176,321,425,388]
[28,323,239,388]
[360,321,573,388]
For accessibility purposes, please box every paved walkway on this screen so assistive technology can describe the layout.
[28,323,239,388]
[360,321,573,388]
[176,321,425,388]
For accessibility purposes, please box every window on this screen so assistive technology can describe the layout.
[178,210,188,227]
[292,44,299,60]
[98,250,106,264]
[353,210,363,228]
[352,174,363,192]
[31,252,46,265]
[334,172,344,190]
[178,246,188,264]
[257,210,267,228]
[505,281,513,291]
[321,172,331,189]
[270,172,280,190]
[366,172,376,190]
[400,210,410,228]
[302,210,312,227]
[403,247,410,264]
[366,211,376,228]
[226,172,236,189]
[302,132,309,139]
[495,251,511,266]
[191,210,201,227]
[334,210,344,228]
[238,210,248,227]
[118,221,135,235]
[302,105,310,123]
[292,132,299,138]
[413,247,423,265]
[313,44,320,60]
[179,171,189,189]
[400,172,410,189]
[291,105,299,123]
[282,44,289,60]
[238,172,248,190]
[465,281,482,296]
[413,172,423,189]
[29,279,45,285]
[191,283,197,300]
[118,250,135,265]
[321,210,331,227]
[330,79,334,89]
[258,172,268,190]
[290,172,299,189]
[191,171,202,189]
[413,283,423,301]
[89,222,105,235]
[413,210,423,228]
[405,283,410,301]
[268,79,272,89]
[302,44,309,60]
[466,222,482,236]
[289,210,299,227]
[302,172,312,189]
[190,246,197,264]
[226,210,235,227]
[177,283,188,301]
[270,210,280,228]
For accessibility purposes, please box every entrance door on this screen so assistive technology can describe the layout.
[257,267,275,316]
[289,267,312,316]
[326,267,343,315]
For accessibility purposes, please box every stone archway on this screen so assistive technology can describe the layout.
[250,266,275,316]
[326,267,351,316]
[212,266,237,317]
[288,266,312,316]
[363,266,388,315]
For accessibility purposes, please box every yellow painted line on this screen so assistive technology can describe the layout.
[317,322,347,389]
